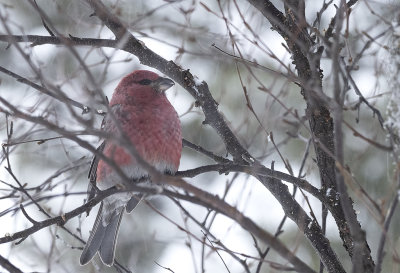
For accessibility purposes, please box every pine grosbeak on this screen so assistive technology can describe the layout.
[80,70,182,266]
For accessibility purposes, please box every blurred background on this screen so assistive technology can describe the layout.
[0,0,399,272]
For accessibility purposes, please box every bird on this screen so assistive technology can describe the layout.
[80,70,182,266]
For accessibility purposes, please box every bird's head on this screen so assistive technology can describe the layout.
[118,70,174,93]
[109,70,175,107]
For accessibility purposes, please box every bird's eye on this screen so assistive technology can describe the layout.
[137,79,152,85]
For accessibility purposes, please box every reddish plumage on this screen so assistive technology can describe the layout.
[80,70,182,266]
[97,71,181,185]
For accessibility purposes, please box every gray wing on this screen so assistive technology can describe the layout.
[86,141,106,206]
[126,194,143,213]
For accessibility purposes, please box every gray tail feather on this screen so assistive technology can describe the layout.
[80,203,123,266]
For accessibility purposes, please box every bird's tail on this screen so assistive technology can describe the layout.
[80,202,123,266]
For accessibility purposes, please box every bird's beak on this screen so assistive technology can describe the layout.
[153,77,175,92]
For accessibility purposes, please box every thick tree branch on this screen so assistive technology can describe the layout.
[0,254,23,273]
[247,1,374,272]
[177,163,322,200]
[331,2,373,272]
